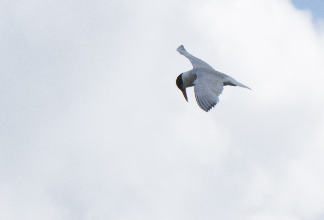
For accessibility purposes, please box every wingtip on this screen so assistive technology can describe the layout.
[237,83,251,90]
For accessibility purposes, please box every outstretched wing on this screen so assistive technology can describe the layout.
[177,45,214,70]
[193,75,224,112]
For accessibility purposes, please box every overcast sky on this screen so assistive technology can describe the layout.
[1,0,324,219]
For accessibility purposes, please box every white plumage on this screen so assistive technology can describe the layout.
[176,45,250,112]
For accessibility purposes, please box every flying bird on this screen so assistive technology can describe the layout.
[176,45,250,112]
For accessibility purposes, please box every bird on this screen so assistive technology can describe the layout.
[176,45,250,112]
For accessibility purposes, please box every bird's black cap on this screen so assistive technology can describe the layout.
[176,74,183,90]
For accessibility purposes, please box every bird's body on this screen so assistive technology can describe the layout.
[176,45,250,112]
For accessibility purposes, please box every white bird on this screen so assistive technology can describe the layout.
[176,45,251,112]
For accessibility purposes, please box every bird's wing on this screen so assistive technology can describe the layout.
[177,45,214,70]
[193,73,224,112]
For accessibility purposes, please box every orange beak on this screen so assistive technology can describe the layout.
[182,88,188,102]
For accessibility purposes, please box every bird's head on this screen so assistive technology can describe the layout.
[176,73,188,102]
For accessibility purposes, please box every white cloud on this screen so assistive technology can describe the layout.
[190,0,324,219]
[1,0,324,219]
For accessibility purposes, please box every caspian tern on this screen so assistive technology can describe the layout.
[176,45,250,112]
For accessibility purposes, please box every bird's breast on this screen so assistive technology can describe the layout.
[182,70,197,88]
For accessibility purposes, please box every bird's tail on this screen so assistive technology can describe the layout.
[177,45,187,54]
[177,45,185,51]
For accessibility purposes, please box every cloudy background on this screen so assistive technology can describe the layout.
[1,0,324,219]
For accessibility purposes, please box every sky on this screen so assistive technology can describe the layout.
[1,0,324,219]
[291,0,324,20]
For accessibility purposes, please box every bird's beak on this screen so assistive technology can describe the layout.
[182,88,188,102]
